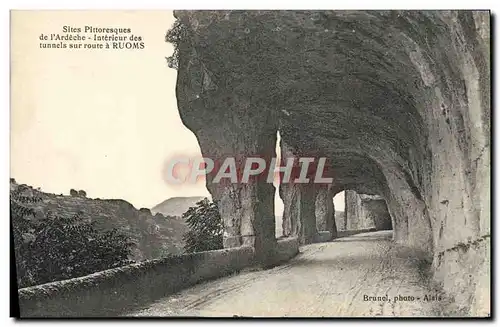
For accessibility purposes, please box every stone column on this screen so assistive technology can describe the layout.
[345,190,362,230]
[278,142,320,244]
[278,141,302,239]
[175,54,278,266]
[315,184,337,239]
[197,132,278,266]
[279,182,300,238]
[279,183,319,244]
[298,184,319,244]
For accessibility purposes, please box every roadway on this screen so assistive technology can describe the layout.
[126,230,448,317]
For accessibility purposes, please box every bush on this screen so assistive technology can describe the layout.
[78,190,87,197]
[11,188,134,288]
[165,19,190,70]
[69,189,78,197]
[183,198,223,253]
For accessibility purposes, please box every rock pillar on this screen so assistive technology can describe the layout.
[345,190,363,230]
[175,54,278,266]
[315,184,337,239]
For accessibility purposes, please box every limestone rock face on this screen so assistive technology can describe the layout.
[334,211,346,231]
[361,195,392,231]
[315,184,337,239]
[344,191,392,231]
[277,140,326,244]
[175,41,279,264]
[172,10,490,314]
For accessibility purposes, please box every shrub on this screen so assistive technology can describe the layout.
[69,189,78,197]
[183,198,223,253]
[11,188,134,288]
[165,19,190,70]
[78,190,87,197]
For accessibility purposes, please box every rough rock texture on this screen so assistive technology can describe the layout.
[362,196,393,230]
[278,142,317,243]
[11,181,189,261]
[172,10,490,315]
[334,211,346,231]
[280,182,319,245]
[315,184,337,238]
[345,190,369,230]
[345,191,392,231]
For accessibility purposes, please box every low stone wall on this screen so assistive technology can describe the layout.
[18,238,300,318]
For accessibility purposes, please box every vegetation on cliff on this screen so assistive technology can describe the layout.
[165,19,189,69]
[10,181,191,288]
[11,185,134,288]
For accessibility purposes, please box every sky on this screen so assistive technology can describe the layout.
[10,10,345,213]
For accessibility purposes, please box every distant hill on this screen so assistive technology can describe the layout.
[10,181,189,261]
[151,196,206,217]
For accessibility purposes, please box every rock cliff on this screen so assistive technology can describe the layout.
[169,10,490,315]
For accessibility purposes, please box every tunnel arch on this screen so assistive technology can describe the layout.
[169,10,490,315]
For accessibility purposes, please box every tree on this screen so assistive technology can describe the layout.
[70,189,78,196]
[78,190,87,197]
[11,187,135,288]
[183,198,223,253]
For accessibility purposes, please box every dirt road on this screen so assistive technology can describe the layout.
[127,231,448,317]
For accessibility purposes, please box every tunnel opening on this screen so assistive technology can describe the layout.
[274,130,285,238]
[332,191,346,232]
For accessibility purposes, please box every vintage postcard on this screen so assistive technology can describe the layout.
[10,10,491,318]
